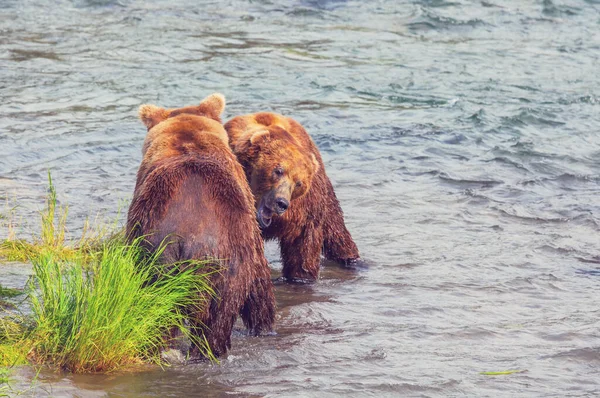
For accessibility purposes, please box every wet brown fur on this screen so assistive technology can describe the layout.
[225,112,360,281]
[127,95,275,357]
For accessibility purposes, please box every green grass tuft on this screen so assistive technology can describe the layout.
[27,237,216,372]
[0,173,218,372]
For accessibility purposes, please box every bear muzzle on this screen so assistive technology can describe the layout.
[257,205,273,228]
[257,192,291,228]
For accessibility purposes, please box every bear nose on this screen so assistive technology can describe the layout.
[275,198,289,214]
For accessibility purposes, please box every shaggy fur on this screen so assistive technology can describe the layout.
[126,94,275,357]
[225,112,360,281]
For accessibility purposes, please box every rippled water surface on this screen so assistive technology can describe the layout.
[1,0,600,396]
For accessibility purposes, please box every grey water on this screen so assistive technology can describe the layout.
[1,0,600,396]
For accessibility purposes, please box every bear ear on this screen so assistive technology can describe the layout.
[234,128,270,154]
[249,129,270,145]
[197,93,226,121]
[139,104,168,129]
[311,154,320,173]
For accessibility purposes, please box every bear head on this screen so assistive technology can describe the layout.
[139,93,226,130]
[137,93,227,156]
[233,125,319,228]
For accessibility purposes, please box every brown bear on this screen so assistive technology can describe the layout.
[126,94,275,357]
[224,112,360,282]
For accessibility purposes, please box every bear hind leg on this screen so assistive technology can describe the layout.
[240,274,276,336]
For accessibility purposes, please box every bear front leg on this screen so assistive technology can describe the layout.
[240,274,276,336]
[280,225,324,282]
[323,221,360,265]
[322,196,360,265]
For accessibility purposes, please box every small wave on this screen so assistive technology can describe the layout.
[298,0,348,11]
[341,379,461,395]
[542,0,581,17]
[72,0,128,7]
[558,95,598,105]
[519,173,600,189]
[462,188,493,203]
[386,94,450,107]
[438,172,503,188]
[10,49,62,62]
[311,124,458,148]
[538,332,579,342]
[416,0,463,8]
[441,133,467,145]
[444,326,499,340]
[576,256,600,264]
[511,84,542,93]
[344,86,453,109]
[554,173,600,184]
[286,7,329,18]
[484,156,528,171]
[575,268,600,277]
[497,209,569,224]
[501,108,566,128]
[408,8,487,32]
[542,347,600,362]
[467,109,487,125]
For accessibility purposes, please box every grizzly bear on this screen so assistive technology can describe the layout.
[126,94,275,357]
[224,112,360,282]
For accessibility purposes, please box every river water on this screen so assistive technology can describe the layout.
[1,0,600,396]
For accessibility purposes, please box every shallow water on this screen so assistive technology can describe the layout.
[1,0,600,396]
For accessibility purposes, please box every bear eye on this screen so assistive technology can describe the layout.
[295,181,302,188]
[273,167,284,178]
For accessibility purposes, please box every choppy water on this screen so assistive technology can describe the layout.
[1,0,600,396]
